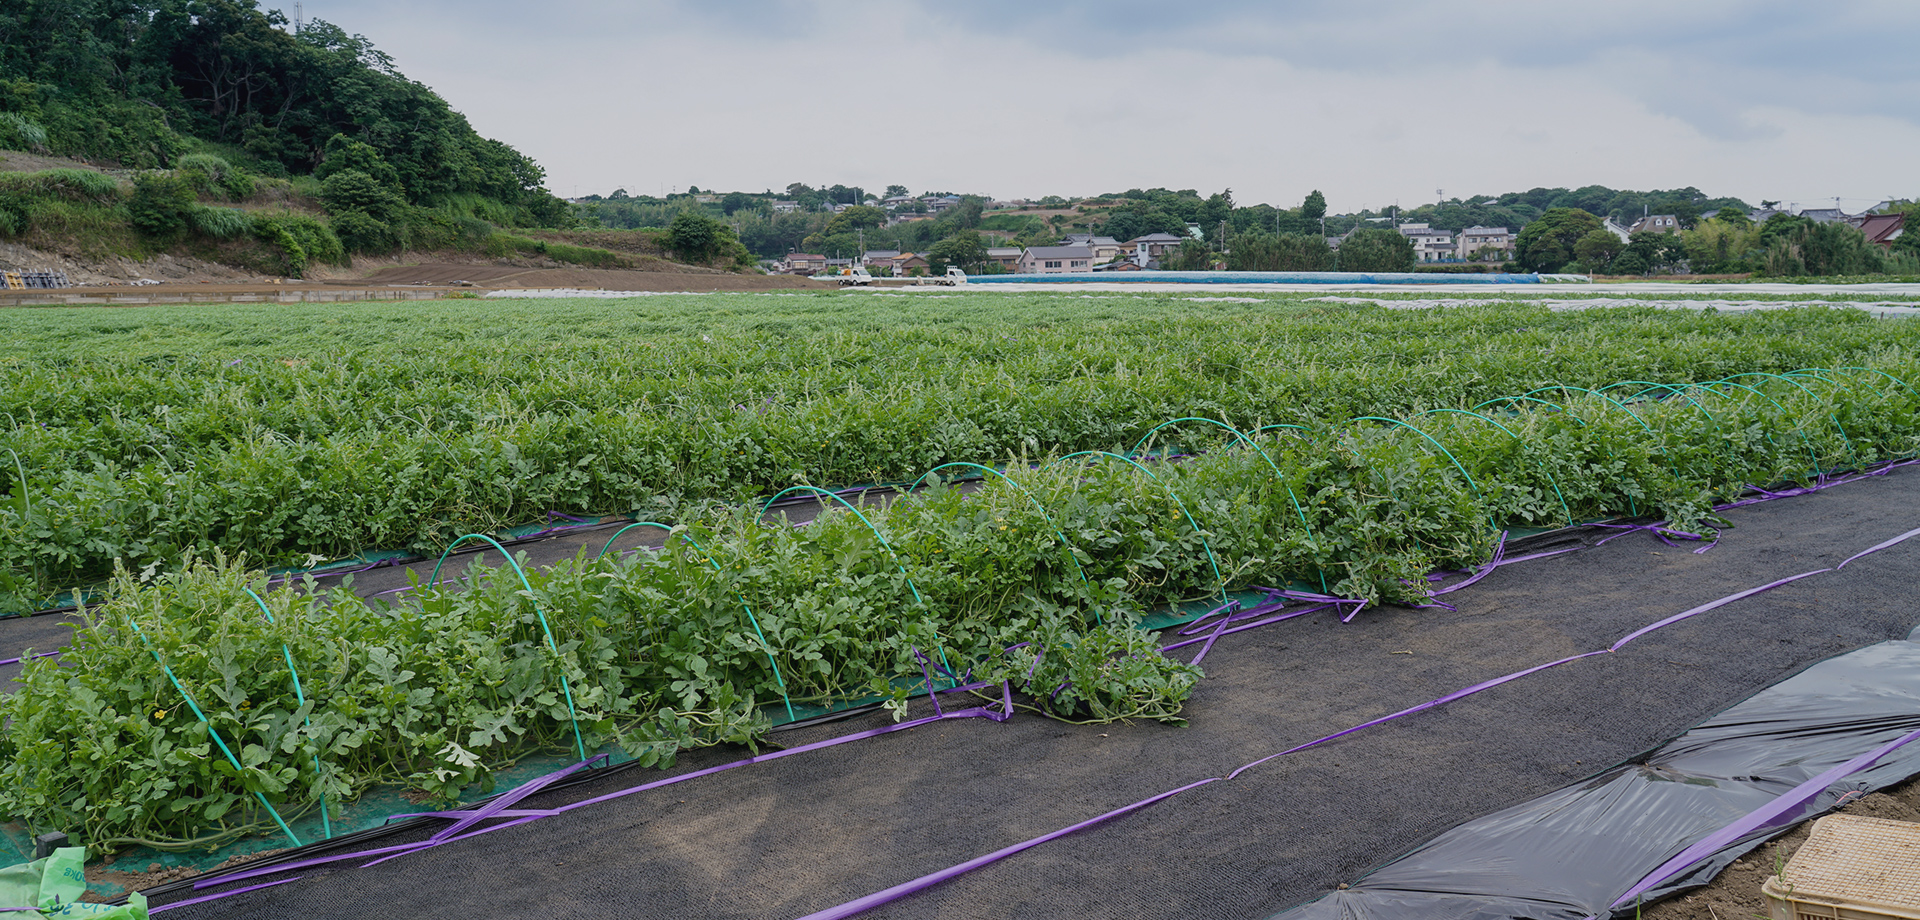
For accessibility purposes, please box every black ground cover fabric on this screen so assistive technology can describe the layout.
[35,467,1920,919]
[1272,633,1920,920]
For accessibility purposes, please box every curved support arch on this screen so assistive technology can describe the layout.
[759,485,951,677]
[1838,366,1920,400]
[1720,371,1861,466]
[3,447,29,517]
[243,585,332,840]
[1412,408,1573,525]
[1344,416,1486,505]
[1604,380,1720,426]
[1469,395,1586,424]
[126,615,304,848]
[1519,385,1658,436]
[1690,379,1821,474]
[1131,418,1322,588]
[909,462,1100,624]
[596,521,796,722]
[1520,384,1677,491]
[1251,423,1314,440]
[1787,367,1881,398]
[430,534,587,762]
[1787,369,1879,467]
[1042,450,1229,605]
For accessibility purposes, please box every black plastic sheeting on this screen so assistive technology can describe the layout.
[1272,626,1920,920]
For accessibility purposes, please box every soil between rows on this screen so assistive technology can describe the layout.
[50,464,1904,920]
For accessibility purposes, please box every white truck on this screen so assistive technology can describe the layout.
[916,266,967,286]
[837,266,876,286]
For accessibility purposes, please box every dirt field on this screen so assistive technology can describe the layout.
[355,263,827,292]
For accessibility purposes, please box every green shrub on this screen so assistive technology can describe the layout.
[249,211,346,276]
[0,112,48,152]
[328,208,401,254]
[0,169,121,237]
[188,206,251,239]
[127,172,198,238]
[175,153,255,201]
[319,169,404,221]
[1760,221,1893,277]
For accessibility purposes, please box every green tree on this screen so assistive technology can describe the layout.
[823,205,887,234]
[719,192,761,215]
[1513,207,1603,272]
[1336,228,1415,272]
[1164,238,1214,270]
[665,209,746,265]
[1227,232,1334,271]
[1681,217,1762,274]
[927,232,987,273]
[1573,229,1625,273]
[1760,221,1891,277]
[1885,202,1920,258]
[884,184,908,198]
[1301,190,1327,223]
[320,169,405,221]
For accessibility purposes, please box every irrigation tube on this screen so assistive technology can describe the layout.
[1598,725,1920,915]
[180,682,1018,895]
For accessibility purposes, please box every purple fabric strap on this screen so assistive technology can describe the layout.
[194,688,1013,892]
[150,877,303,913]
[789,778,1223,920]
[1601,725,1920,914]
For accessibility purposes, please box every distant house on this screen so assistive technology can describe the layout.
[1850,213,1906,248]
[1795,207,1848,224]
[771,200,801,214]
[1018,246,1093,274]
[1125,233,1186,260]
[1628,214,1682,234]
[1456,226,1514,262]
[1602,218,1634,243]
[1092,259,1145,271]
[1398,223,1456,262]
[784,253,827,273]
[985,247,1023,272]
[891,253,930,276]
[1062,235,1125,263]
[881,195,917,210]
[861,249,902,267]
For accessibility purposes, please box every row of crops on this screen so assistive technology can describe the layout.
[1,294,1918,853]
[4,294,1917,611]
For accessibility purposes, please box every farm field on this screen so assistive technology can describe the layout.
[3,289,1920,916]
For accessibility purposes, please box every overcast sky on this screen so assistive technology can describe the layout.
[302,0,1917,213]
